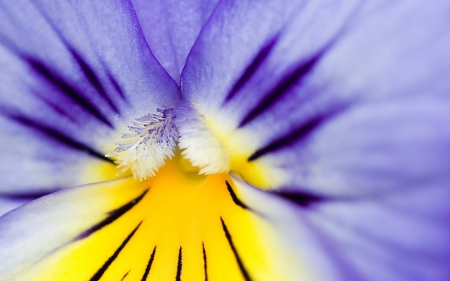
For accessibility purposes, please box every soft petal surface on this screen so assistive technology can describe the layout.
[0,156,299,281]
[234,176,450,280]
[2,166,448,280]
[0,0,179,194]
[131,0,220,83]
[181,0,450,196]
[0,196,31,217]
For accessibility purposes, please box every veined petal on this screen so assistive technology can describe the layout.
[0,156,298,280]
[181,0,450,194]
[131,0,220,83]
[0,0,180,193]
[234,176,450,280]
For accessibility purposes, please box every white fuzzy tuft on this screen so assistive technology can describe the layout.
[106,108,178,180]
[174,104,230,174]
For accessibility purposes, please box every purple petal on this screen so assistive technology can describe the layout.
[131,0,220,83]
[181,0,360,117]
[181,0,450,195]
[234,176,450,280]
[0,197,32,217]
[0,0,180,193]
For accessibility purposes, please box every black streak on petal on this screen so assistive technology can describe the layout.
[75,189,148,240]
[239,53,323,128]
[176,247,183,281]
[202,243,208,281]
[220,218,252,281]
[90,222,142,281]
[120,270,130,281]
[25,57,113,128]
[0,190,55,200]
[34,90,78,123]
[225,181,249,210]
[1,109,112,163]
[69,48,120,114]
[141,246,156,281]
[107,71,127,101]
[272,190,326,207]
[248,106,347,162]
[225,36,279,102]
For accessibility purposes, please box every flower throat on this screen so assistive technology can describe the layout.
[106,104,231,180]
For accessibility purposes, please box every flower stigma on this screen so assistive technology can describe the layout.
[107,103,231,180]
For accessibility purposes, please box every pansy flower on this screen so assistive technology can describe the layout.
[1,0,450,280]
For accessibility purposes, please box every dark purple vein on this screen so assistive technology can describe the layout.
[0,107,112,163]
[141,246,157,281]
[25,56,113,128]
[69,48,120,114]
[272,190,326,207]
[220,218,252,281]
[75,189,148,240]
[120,270,130,281]
[248,106,347,161]
[225,181,249,210]
[239,53,323,128]
[89,222,142,281]
[176,247,183,281]
[225,35,279,102]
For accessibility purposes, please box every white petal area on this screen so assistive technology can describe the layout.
[175,103,231,174]
[234,176,450,280]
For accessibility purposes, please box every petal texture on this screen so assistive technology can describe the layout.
[0,157,295,280]
[131,0,220,83]
[0,0,180,193]
[0,197,31,217]
[234,176,450,280]
[181,0,450,196]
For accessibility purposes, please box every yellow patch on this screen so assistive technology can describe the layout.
[23,155,273,281]
[207,117,288,190]
[81,160,129,184]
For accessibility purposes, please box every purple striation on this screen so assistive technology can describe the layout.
[271,189,326,208]
[225,35,279,103]
[89,222,142,281]
[248,104,348,161]
[75,189,148,241]
[0,105,111,162]
[68,47,120,115]
[0,190,56,200]
[25,55,114,128]
[239,50,325,128]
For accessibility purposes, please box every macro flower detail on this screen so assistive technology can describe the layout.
[106,108,179,180]
[174,103,232,175]
[1,0,450,281]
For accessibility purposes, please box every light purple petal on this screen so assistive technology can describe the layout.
[234,176,450,280]
[0,0,180,193]
[131,0,220,83]
[181,0,450,195]
[0,197,31,217]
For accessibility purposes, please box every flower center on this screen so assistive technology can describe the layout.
[107,104,230,180]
